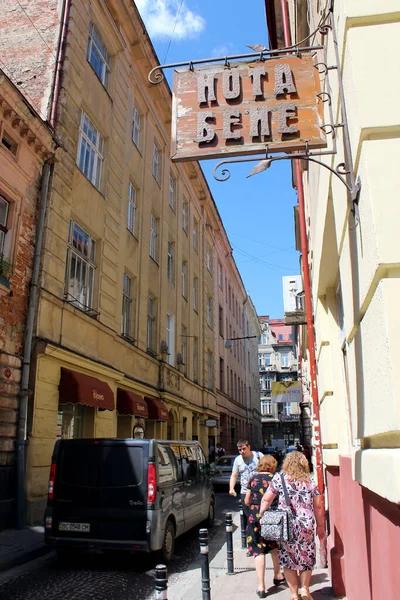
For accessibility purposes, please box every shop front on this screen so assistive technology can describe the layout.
[116,388,149,438]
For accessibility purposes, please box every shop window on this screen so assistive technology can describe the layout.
[57,404,84,439]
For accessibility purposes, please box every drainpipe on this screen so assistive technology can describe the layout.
[16,160,53,529]
[242,297,250,439]
[279,0,324,494]
[50,0,71,127]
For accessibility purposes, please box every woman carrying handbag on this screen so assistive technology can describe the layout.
[244,455,285,598]
[259,452,325,600]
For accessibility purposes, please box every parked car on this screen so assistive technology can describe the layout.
[286,444,297,454]
[263,446,280,462]
[211,455,239,489]
[44,438,215,563]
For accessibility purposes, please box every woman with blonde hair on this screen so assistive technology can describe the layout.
[245,454,285,598]
[259,451,325,600]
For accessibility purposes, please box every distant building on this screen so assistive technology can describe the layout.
[258,316,300,446]
[282,275,302,313]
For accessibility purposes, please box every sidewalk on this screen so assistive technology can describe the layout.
[168,512,343,600]
[0,525,51,571]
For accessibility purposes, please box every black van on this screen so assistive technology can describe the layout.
[44,438,215,562]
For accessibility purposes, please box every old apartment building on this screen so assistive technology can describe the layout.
[0,0,260,525]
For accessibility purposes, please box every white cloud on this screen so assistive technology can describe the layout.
[135,0,205,40]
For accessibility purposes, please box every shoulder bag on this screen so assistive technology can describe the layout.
[260,473,295,542]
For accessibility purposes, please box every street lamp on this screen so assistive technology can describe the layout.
[224,335,258,349]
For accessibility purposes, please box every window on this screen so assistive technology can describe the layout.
[265,376,272,390]
[0,196,9,256]
[127,182,137,234]
[219,305,224,337]
[166,314,175,366]
[265,354,271,365]
[152,143,161,183]
[65,221,96,310]
[132,107,141,149]
[217,262,223,288]
[87,23,110,88]
[207,296,213,328]
[207,350,213,390]
[1,131,18,156]
[193,277,198,312]
[193,219,199,252]
[219,357,224,392]
[181,325,187,375]
[182,260,188,298]
[167,240,174,283]
[77,111,104,189]
[279,334,284,341]
[261,400,272,416]
[169,174,176,211]
[182,198,189,234]
[284,402,291,416]
[206,246,212,272]
[193,337,198,382]
[150,213,158,261]
[147,296,157,352]
[281,352,289,367]
[122,273,134,339]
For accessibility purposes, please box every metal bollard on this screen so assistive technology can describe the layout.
[225,512,234,575]
[155,564,168,600]
[199,528,211,600]
[238,500,247,549]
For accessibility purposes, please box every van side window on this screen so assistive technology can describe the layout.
[182,445,198,481]
[196,445,208,474]
[157,445,177,485]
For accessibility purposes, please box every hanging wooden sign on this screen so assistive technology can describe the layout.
[171,54,326,162]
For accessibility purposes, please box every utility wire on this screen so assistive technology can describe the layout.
[14,0,57,59]
[163,0,184,63]
[231,243,297,272]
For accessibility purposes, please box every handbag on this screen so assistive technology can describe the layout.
[260,473,295,542]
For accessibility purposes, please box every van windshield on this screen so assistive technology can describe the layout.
[59,444,144,488]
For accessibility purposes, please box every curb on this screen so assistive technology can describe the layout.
[0,544,53,572]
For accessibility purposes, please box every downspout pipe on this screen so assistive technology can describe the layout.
[16,159,53,530]
[50,0,71,127]
[242,297,250,437]
[279,0,324,494]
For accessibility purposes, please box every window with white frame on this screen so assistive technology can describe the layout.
[207,296,213,328]
[0,196,9,257]
[283,402,291,416]
[261,400,272,415]
[193,337,198,382]
[132,107,141,149]
[206,246,212,273]
[166,314,175,366]
[65,221,96,310]
[122,273,135,339]
[265,353,271,365]
[193,219,199,252]
[150,213,158,261]
[169,174,176,211]
[193,277,198,312]
[87,23,110,88]
[207,349,213,390]
[147,295,157,352]
[281,351,289,367]
[152,143,161,183]
[77,111,104,189]
[167,240,174,283]
[127,182,137,234]
[217,262,223,288]
[182,198,189,234]
[182,260,188,298]
[265,376,272,390]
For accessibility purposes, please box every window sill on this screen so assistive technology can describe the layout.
[149,256,159,267]
[120,333,136,345]
[127,228,139,243]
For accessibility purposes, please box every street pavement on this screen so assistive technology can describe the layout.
[0,492,343,599]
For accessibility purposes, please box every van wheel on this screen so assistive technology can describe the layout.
[206,500,215,528]
[161,520,175,563]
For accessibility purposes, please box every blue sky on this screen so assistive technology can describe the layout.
[136,1,299,318]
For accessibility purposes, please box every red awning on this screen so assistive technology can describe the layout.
[145,397,168,421]
[59,368,114,411]
[117,389,148,418]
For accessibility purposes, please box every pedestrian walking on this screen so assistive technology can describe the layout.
[259,451,325,600]
[229,440,263,534]
[244,454,285,598]
[215,442,225,459]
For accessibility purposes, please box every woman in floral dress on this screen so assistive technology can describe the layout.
[245,455,285,598]
[259,452,325,600]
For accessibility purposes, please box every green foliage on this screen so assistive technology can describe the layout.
[0,254,12,278]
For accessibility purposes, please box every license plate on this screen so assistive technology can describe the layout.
[59,522,90,532]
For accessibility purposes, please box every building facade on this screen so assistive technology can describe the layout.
[266,1,400,598]
[0,70,57,529]
[258,316,300,446]
[1,0,260,525]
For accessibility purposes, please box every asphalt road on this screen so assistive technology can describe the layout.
[0,490,238,600]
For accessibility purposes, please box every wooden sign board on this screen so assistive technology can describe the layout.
[171,55,326,162]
